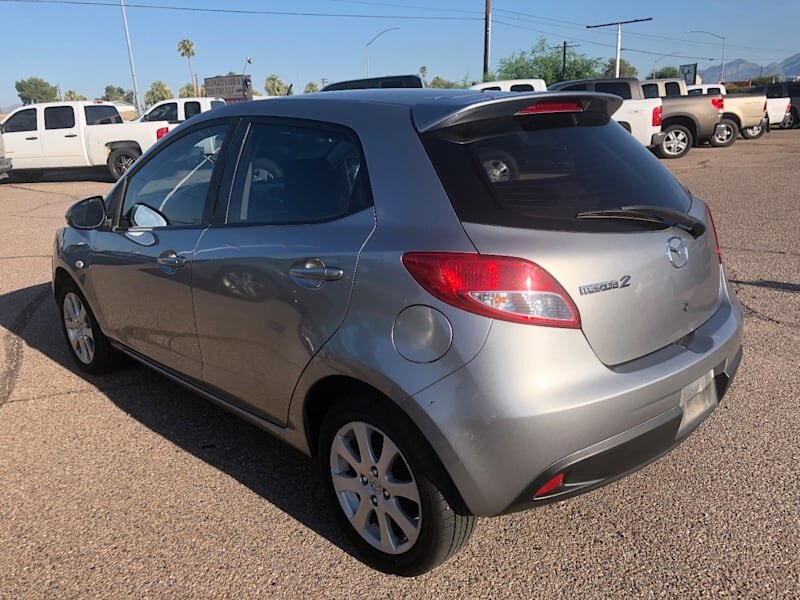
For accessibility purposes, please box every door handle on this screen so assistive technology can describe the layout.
[290,260,344,288]
[157,251,187,268]
[25,136,38,140]
[64,134,78,138]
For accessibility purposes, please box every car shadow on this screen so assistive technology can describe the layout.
[729,278,800,294]
[0,282,356,560]
[0,167,115,184]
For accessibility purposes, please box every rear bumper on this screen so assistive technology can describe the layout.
[0,158,11,175]
[408,275,744,516]
[649,132,666,148]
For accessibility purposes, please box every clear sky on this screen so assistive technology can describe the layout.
[1,0,799,107]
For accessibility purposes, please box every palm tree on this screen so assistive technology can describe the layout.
[177,39,196,95]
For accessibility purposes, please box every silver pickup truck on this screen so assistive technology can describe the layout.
[551,78,724,159]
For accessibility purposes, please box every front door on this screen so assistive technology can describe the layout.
[192,120,375,424]
[40,105,84,167]
[88,122,231,379]
[1,107,44,169]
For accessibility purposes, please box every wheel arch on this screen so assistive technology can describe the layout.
[303,374,471,515]
[105,140,143,154]
[722,113,742,128]
[662,116,697,140]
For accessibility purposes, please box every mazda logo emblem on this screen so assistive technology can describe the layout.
[666,236,689,269]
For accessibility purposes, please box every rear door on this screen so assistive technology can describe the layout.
[1,107,43,168]
[41,105,84,167]
[420,98,721,366]
[192,119,375,424]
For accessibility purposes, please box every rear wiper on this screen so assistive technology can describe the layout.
[576,204,706,238]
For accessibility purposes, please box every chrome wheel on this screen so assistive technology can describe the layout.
[329,421,422,554]
[714,124,734,144]
[114,153,136,174]
[744,125,762,136]
[663,130,689,156]
[62,292,95,364]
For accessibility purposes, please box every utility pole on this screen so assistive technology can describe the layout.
[120,0,142,112]
[483,0,491,81]
[561,42,580,81]
[587,17,652,77]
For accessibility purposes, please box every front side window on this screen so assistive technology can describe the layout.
[226,122,371,225]
[642,84,659,98]
[120,124,228,228]
[664,82,682,97]
[144,102,178,122]
[687,89,703,96]
[561,83,588,91]
[45,106,75,130]
[4,108,37,132]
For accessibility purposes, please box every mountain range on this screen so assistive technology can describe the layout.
[699,53,800,82]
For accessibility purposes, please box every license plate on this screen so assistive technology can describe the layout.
[678,370,718,435]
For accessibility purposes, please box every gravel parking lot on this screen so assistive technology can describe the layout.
[1,133,798,598]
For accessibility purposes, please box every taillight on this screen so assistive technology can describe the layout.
[652,105,663,127]
[534,473,565,498]
[402,252,581,328]
[515,100,584,116]
[763,100,767,113]
[787,102,792,114]
[156,127,169,140]
[711,97,724,111]
[706,206,722,263]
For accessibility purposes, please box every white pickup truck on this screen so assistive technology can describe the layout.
[0,101,173,180]
[139,96,225,124]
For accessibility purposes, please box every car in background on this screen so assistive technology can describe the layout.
[470,78,547,92]
[687,83,782,139]
[53,89,743,575]
[139,97,226,124]
[321,74,424,91]
[750,82,800,129]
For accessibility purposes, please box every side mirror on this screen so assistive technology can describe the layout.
[66,196,106,229]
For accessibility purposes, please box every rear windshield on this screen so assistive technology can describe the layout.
[421,112,691,232]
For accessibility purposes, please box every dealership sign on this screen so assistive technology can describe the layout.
[204,75,253,103]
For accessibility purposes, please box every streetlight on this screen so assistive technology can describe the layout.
[586,17,652,78]
[365,27,399,77]
[242,56,253,76]
[241,57,253,100]
[119,0,142,113]
[686,30,726,83]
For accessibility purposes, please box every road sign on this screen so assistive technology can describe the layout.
[204,75,253,102]
[679,64,698,85]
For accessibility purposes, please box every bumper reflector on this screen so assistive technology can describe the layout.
[534,472,565,498]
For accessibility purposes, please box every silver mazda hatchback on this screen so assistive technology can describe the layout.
[53,89,743,575]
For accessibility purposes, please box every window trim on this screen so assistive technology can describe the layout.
[112,117,240,231]
[44,105,76,130]
[212,116,374,228]
[4,108,38,133]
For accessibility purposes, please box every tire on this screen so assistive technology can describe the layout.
[319,397,476,576]
[107,147,141,180]
[56,278,120,374]
[477,149,519,182]
[709,118,738,147]
[656,125,693,159]
[741,123,766,139]
[782,108,798,129]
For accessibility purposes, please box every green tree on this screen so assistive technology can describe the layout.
[602,57,638,78]
[63,90,87,101]
[102,85,134,103]
[144,81,173,106]
[751,74,780,86]
[179,83,197,98]
[496,38,601,85]
[265,74,292,96]
[15,76,58,104]
[177,39,197,95]
[648,66,680,79]
[419,65,428,85]
[303,81,319,94]
[428,75,462,89]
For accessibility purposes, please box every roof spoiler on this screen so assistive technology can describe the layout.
[415,92,623,133]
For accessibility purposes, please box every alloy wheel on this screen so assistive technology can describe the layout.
[329,421,422,554]
[663,130,689,156]
[63,292,95,364]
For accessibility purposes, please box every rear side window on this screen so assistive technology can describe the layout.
[211,101,225,110]
[766,85,783,98]
[594,82,632,100]
[664,82,682,97]
[510,84,534,92]
[85,105,122,125]
[421,111,691,232]
[642,84,659,98]
[482,86,502,91]
[3,108,37,132]
[185,101,201,119]
[44,106,75,130]
[144,102,178,122]
[225,122,372,225]
[707,87,721,95]
[787,84,800,96]
[560,83,588,91]
[687,89,703,96]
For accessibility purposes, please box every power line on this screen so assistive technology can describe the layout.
[0,0,482,20]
